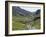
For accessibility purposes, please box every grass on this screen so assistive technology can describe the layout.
[12,16,26,30]
[12,16,41,30]
[32,19,40,29]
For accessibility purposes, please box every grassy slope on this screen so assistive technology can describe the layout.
[12,15,40,30]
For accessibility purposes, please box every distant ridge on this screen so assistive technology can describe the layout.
[12,6,32,16]
[12,6,40,17]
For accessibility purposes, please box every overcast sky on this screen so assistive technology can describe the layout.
[20,6,40,12]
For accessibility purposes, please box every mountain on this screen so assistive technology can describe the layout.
[35,9,40,15]
[33,9,40,21]
[34,9,40,18]
[12,6,40,19]
[12,6,32,16]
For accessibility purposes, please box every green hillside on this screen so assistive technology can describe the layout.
[12,15,40,30]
